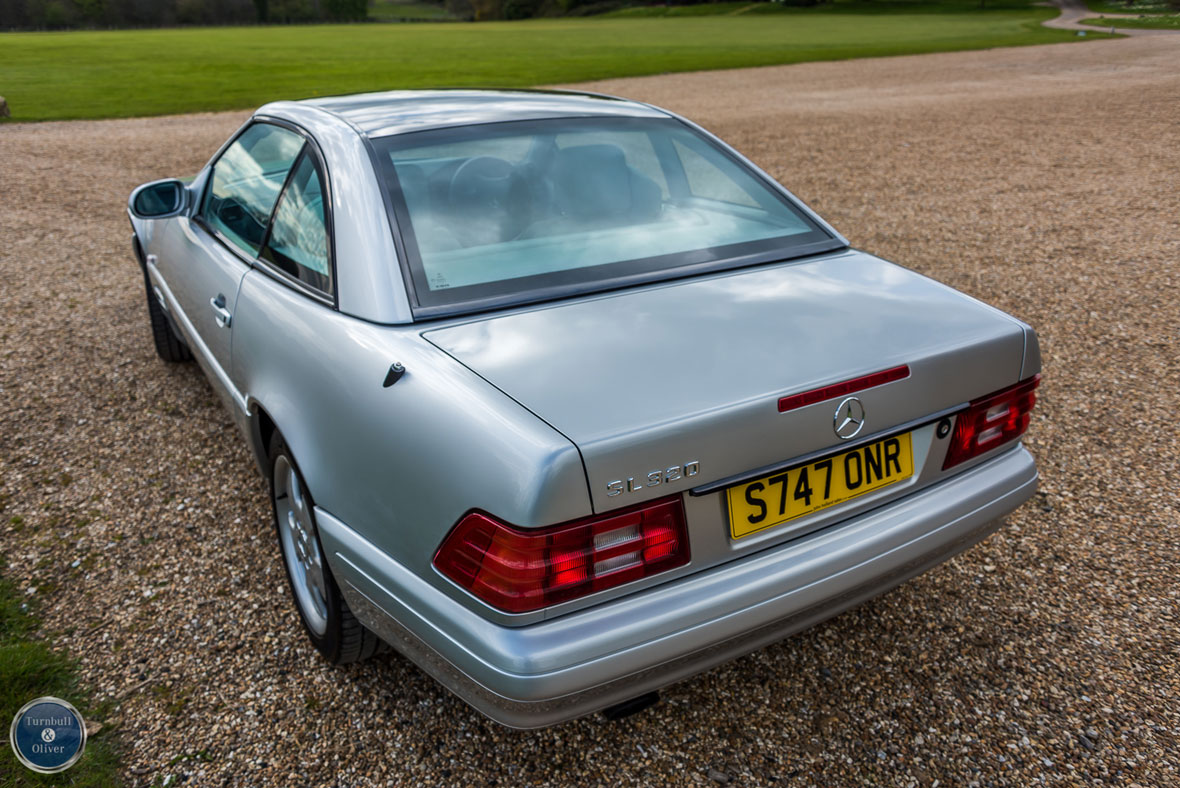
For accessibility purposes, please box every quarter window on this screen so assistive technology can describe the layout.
[261,153,331,294]
[671,138,760,208]
[201,123,304,256]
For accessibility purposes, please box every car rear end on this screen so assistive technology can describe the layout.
[316,100,1042,727]
[319,248,1041,729]
[325,424,1036,729]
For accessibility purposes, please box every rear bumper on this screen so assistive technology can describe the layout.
[317,444,1037,729]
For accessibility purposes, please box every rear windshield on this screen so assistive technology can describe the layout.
[371,117,837,315]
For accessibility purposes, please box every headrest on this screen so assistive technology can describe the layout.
[394,162,428,209]
[552,144,633,221]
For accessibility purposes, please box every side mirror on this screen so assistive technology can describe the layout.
[129,179,188,219]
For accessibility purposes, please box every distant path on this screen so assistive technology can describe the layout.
[1044,0,1179,35]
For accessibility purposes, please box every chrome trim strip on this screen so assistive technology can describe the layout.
[146,259,249,414]
[689,402,967,497]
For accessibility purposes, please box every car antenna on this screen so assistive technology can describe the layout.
[383,362,406,388]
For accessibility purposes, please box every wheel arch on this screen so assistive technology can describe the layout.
[245,399,278,478]
[243,397,328,510]
[131,232,146,271]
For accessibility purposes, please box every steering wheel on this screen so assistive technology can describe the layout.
[448,156,514,246]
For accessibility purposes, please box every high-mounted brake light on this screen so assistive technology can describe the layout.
[943,374,1040,470]
[433,497,690,613]
[778,365,910,412]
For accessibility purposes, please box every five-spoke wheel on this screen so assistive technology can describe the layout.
[273,453,329,637]
[268,431,385,664]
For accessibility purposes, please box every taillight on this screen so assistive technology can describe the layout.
[943,374,1040,470]
[433,496,690,613]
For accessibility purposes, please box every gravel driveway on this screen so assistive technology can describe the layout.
[2,35,1178,787]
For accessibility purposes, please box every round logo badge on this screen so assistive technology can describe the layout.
[9,697,87,774]
[833,396,866,440]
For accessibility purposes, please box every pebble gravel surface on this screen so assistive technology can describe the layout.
[2,35,1178,788]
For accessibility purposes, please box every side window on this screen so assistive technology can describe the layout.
[671,138,760,208]
[261,152,331,294]
[201,123,304,255]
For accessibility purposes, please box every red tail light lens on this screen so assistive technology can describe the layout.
[943,374,1040,470]
[433,497,690,613]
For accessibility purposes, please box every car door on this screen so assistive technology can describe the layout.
[155,121,306,390]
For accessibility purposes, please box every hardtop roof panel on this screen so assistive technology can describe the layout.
[298,89,668,137]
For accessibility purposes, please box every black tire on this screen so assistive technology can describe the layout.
[268,431,385,665]
[143,270,192,363]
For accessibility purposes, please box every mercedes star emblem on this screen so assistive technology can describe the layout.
[834,397,866,440]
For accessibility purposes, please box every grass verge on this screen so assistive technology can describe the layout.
[1083,0,1175,13]
[1081,12,1180,25]
[0,0,1111,123]
[603,0,1067,16]
[0,566,121,787]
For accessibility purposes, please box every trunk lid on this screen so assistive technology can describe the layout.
[423,250,1027,514]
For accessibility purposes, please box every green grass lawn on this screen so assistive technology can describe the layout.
[0,0,1110,123]
[0,568,121,787]
[1081,12,1180,24]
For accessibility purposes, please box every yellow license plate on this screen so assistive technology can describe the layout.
[727,432,914,539]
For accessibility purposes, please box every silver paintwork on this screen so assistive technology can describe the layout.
[143,252,249,417]
[321,445,1037,728]
[1020,322,1043,380]
[254,105,412,324]
[299,88,667,137]
[128,89,1042,727]
[423,249,1028,515]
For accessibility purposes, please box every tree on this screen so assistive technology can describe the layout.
[323,0,365,19]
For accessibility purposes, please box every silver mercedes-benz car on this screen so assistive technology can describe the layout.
[127,89,1040,728]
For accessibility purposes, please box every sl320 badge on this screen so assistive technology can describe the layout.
[606,461,700,497]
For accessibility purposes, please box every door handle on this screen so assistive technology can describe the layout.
[210,294,232,329]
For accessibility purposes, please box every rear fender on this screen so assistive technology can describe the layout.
[229,270,592,608]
